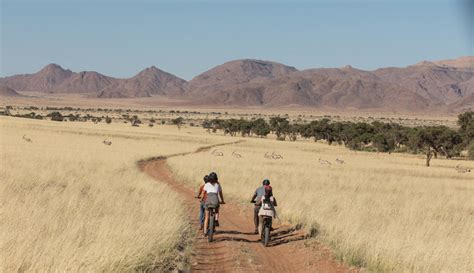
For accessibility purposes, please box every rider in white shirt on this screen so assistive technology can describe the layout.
[203,172,225,236]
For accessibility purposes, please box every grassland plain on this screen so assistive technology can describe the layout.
[2,113,473,272]
[0,116,224,272]
[167,135,474,273]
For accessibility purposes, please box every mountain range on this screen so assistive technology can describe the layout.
[1,56,472,112]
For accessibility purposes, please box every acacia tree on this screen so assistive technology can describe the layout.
[408,126,463,166]
[172,116,184,130]
[269,117,290,140]
[251,118,270,138]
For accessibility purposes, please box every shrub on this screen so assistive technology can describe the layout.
[172,117,184,129]
[50,112,64,122]
[68,114,77,122]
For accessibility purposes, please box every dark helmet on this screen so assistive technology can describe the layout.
[209,172,218,182]
[203,175,209,183]
[262,179,270,186]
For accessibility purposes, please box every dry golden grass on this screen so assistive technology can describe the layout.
[0,116,220,272]
[167,136,474,273]
[2,111,472,272]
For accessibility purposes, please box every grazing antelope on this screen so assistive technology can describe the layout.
[103,138,112,146]
[335,158,345,164]
[232,151,242,158]
[319,157,331,165]
[22,135,32,143]
[212,149,224,156]
[264,152,273,159]
[455,164,471,173]
[271,152,283,160]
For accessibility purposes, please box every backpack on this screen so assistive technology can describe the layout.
[262,197,273,210]
[205,192,219,208]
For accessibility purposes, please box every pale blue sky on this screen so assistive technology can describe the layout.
[1,0,472,80]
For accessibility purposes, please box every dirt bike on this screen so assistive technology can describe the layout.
[261,215,272,247]
[251,200,272,247]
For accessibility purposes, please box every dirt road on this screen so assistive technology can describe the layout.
[139,146,359,273]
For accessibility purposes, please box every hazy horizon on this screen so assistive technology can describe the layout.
[1,0,472,80]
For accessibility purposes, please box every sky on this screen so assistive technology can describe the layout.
[1,0,472,80]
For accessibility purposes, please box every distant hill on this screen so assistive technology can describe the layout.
[98,66,186,98]
[0,85,21,97]
[0,64,186,98]
[0,64,73,92]
[185,57,472,111]
[0,56,472,112]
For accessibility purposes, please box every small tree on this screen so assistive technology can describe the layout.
[130,115,141,127]
[172,117,184,130]
[408,126,463,166]
[105,116,112,124]
[269,117,290,140]
[251,118,270,138]
[50,112,64,122]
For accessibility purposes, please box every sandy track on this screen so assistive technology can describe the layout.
[139,145,358,273]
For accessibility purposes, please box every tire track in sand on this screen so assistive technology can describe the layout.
[138,141,360,273]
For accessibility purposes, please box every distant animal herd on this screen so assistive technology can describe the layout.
[20,134,472,173]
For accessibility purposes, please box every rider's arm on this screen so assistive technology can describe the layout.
[196,184,204,198]
[250,191,257,203]
[272,197,277,207]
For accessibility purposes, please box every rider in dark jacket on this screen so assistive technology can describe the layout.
[250,179,271,234]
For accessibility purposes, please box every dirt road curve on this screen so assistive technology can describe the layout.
[139,149,358,272]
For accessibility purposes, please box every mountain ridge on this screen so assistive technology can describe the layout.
[0,57,472,112]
